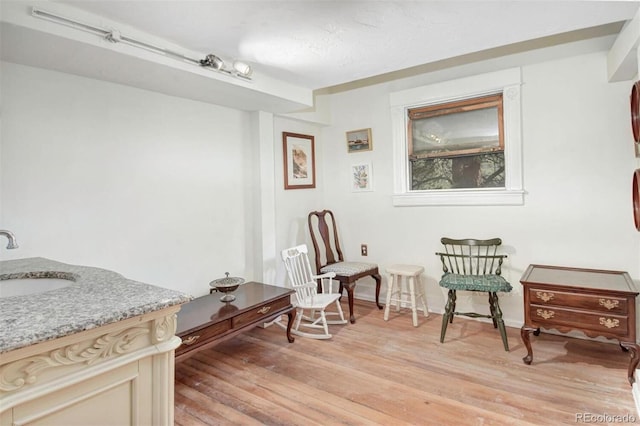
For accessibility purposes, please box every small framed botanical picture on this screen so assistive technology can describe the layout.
[346,128,372,153]
[283,132,316,189]
[351,162,373,192]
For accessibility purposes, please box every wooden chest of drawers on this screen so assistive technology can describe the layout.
[520,264,639,385]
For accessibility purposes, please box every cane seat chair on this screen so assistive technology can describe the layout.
[280,244,347,339]
[308,209,382,323]
[436,237,512,351]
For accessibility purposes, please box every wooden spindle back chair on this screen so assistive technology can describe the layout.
[436,237,512,351]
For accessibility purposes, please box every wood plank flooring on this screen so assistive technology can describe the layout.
[175,299,637,425]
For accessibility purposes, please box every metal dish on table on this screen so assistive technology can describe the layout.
[209,272,244,302]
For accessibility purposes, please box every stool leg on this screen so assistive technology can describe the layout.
[417,275,429,318]
[383,274,394,321]
[395,276,402,312]
[409,276,418,327]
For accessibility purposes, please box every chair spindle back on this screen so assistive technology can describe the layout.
[438,238,505,276]
[281,244,318,305]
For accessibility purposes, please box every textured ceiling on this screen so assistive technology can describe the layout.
[58,0,640,90]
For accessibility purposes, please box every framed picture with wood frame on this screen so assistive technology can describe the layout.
[283,132,316,189]
[346,128,372,153]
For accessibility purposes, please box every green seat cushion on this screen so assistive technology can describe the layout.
[439,273,512,292]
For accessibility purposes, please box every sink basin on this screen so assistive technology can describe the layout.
[0,278,73,298]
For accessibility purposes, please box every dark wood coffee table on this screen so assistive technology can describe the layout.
[175,281,296,361]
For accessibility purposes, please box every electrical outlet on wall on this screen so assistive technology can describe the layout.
[361,244,368,256]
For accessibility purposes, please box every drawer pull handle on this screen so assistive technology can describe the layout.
[535,292,554,302]
[258,306,271,315]
[599,318,620,329]
[599,299,619,310]
[536,309,555,320]
[182,335,200,345]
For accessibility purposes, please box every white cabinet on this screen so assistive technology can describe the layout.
[0,306,181,426]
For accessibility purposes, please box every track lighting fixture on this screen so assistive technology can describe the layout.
[199,55,253,78]
[232,61,253,78]
[31,7,253,81]
[199,54,224,70]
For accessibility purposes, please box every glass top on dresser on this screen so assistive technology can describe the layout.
[521,264,636,293]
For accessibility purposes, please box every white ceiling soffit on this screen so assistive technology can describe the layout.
[0,1,313,113]
[57,0,640,90]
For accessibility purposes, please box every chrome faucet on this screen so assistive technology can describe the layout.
[0,230,18,249]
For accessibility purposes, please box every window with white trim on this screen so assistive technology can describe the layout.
[409,93,504,190]
[390,68,524,206]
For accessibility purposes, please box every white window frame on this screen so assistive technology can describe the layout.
[390,68,524,206]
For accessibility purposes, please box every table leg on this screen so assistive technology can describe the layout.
[620,342,639,386]
[521,325,538,365]
[285,308,296,343]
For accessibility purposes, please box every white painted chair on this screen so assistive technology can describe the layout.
[280,244,347,339]
[384,264,429,327]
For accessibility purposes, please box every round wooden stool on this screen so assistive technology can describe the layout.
[384,264,429,327]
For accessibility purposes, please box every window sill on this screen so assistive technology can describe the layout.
[392,189,525,207]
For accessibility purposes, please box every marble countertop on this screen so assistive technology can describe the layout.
[0,257,192,353]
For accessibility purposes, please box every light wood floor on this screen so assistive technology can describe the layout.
[175,300,637,425]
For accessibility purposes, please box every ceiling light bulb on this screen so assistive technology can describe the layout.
[232,60,252,77]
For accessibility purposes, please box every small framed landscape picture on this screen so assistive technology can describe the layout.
[346,128,372,153]
[283,132,316,189]
[351,162,373,192]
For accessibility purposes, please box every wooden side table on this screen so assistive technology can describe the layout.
[520,264,639,385]
[175,281,296,361]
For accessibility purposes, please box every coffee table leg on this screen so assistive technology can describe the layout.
[521,325,538,365]
[286,308,296,343]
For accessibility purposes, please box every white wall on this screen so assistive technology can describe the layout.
[318,51,640,327]
[0,62,253,299]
